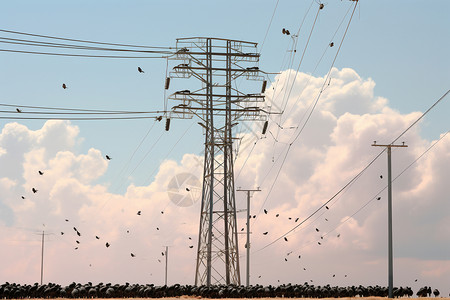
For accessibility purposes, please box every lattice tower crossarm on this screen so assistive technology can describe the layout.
[166,37,269,286]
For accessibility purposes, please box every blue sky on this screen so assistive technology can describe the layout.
[0,0,449,292]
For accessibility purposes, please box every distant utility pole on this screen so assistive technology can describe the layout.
[40,231,44,285]
[237,188,261,287]
[372,141,408,299]
[164,246,169,286]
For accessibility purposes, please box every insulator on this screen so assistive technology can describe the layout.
[261,80,267,93]
[262,120,268,135]
[165,118,171,131]
[164,77,170,90]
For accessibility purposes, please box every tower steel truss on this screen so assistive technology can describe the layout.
[167,37,267,286]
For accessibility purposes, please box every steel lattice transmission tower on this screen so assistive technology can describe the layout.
[166,37,269,286]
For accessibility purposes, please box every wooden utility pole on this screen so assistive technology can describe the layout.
[237,188,261,287]
[372,141,408,298]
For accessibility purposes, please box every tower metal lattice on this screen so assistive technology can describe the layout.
[167,37,268,286]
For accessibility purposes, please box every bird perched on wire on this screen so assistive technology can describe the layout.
[282,28,291,35]
[62,83,67,89]
[156,116,163,122]
[138,67,144,73]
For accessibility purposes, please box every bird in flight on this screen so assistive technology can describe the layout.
[105,242,110,248]
[131,253,135,257]
[264,209,268,214]
[156,116,163,122]
[138,67,144,73]
[276,214,279,217]
[61,232,64,235]
[377,197,381,200]
[76,231,81,237]
[16,108,22,113]
[32,188,38,193]
[137,211,141,215]
[189,245,193,248]
[284,237,288,242]
[38,171,44,175]
[325,206,329,210]
[380,175,383,179]
[62,83,67,89]
[21,196,25,199]
[76,240,80,244]
[186,187,190,192]
[315,228,320,232]
[263,232,268,235]
[95,236,100,240]
[105,155,111,160]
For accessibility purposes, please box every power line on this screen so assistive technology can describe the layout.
[0,28,173,49]
[0,48,168,59]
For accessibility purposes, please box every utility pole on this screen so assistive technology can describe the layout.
[237,188,260,287]
[40,231,44,285]
[164,246,169,286]
[372,141,408,298]
[167,37,272,286]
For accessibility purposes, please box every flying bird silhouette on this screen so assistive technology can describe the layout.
[186,187,190,191]
[38,171,44,175]
[156,116,163,122]
[329,42,334,47]
[105,242,110,248]
[137,211,141,215]
[131,253,135,257]
[189,245,193,248]
[73,227,77,231]
[284,237,288,242]
[65,219,69,222]
[326,206,329,209]
[264,209,268,214]
[377,197,381,200]
[76,240,80,244]
[105,155,111,160]
[74,247,78,250]
[32,188,38,193]
[138,67,144,73]
[61,232,64,235]
[62,83,67,89]
[276,214,279,217]
[95,236,100,240]
[318,242,322,245]
[380,175,383,179]
[21,196,25,199]
[76,231,81,237]
[315,228,319,232]
[263,232,268,235]
[16,108,22,113]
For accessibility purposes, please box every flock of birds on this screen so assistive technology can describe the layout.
[0,282,446,299]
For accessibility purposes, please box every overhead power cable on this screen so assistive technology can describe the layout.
[0,48,168,59]
[0,28,173,49]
